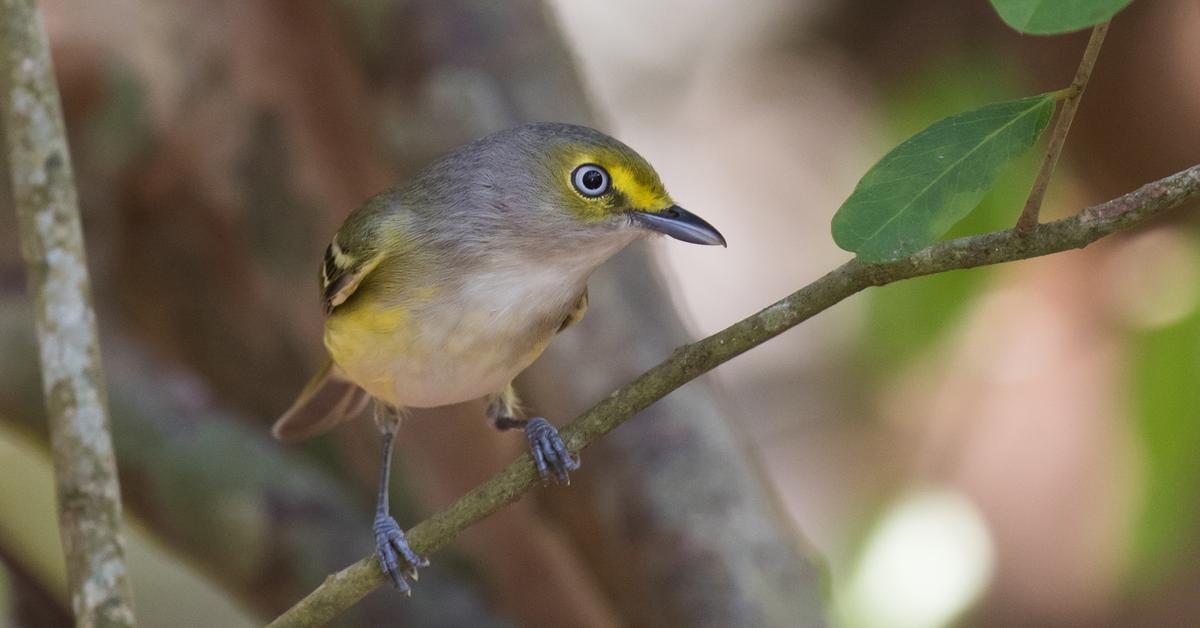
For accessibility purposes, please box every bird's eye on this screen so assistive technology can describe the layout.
[571,164,610,197]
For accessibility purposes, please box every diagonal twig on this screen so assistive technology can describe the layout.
[267,163,1200,628]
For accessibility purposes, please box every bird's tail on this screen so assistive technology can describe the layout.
[271,359,369,442]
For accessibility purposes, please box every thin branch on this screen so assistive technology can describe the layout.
[268,163,1200,627]
[1,1,135,626]
[1015,22,1110,231]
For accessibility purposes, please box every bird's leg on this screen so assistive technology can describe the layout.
[487,385,579,484]
[371,404,427,594]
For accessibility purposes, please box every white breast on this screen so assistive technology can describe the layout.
[391,262,583,407]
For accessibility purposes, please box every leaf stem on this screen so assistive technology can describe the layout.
[1015,21,1110,231]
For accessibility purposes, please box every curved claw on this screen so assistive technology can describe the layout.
[525,417,580,484]
[373,515,427,594]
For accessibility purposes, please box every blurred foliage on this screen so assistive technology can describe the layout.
[0,424,65,605]
[836,489,993,628]
[84,66,150,175]
[833,93,1053,261]
[0,567,9,619]
[1127,278,1200,589]
[857,58,1044,380]
[0,420,258,627]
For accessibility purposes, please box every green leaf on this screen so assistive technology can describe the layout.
[832,94,1055,262]
[858,59,1040,377]
[990,0,1132,35]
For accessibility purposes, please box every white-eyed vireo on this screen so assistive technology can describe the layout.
[272,123,725,593]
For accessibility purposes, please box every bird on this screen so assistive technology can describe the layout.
[272,122,726,594]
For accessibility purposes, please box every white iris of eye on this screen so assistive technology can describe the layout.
[572,164,610,197]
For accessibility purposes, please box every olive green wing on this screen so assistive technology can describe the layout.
[320,192,414,315]
[320,236,385,315]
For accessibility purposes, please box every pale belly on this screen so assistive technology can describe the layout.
[321,229,633,409]
[323,287,567,409]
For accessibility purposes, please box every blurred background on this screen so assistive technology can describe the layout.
[1,0,1199,626]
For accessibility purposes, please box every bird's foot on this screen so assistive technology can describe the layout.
[525,417,579,484]
[373,514,428,595]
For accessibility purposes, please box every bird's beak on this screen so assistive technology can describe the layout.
[630,205,727,247]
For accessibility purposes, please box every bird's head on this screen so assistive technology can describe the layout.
[399,123,726,270]
[421,123,725,252]
[532,124,726,247]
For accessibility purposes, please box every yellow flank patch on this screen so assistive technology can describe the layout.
[324,301,411,365]
[607,163,673,211]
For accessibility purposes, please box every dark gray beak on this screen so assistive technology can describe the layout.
[630,205,726,247]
